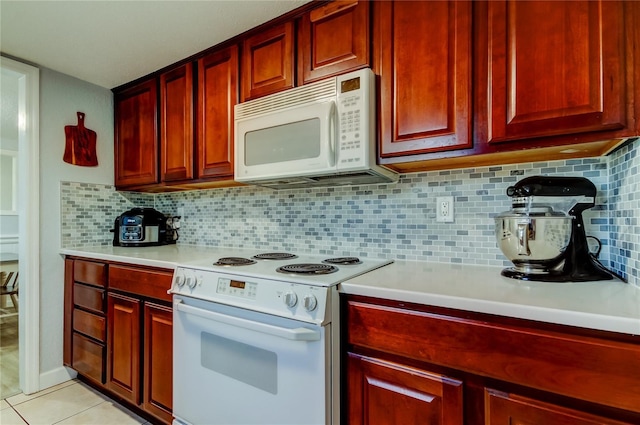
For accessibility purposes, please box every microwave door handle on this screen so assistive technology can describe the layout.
[327,101,336,167]
[175,299,321,341]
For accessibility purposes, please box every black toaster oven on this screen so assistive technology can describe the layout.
[112,207,177,247]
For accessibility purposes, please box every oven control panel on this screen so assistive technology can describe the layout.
[170,267,332,325]
[216,278,257,299]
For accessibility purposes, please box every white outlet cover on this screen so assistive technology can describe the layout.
[436,196,454,223]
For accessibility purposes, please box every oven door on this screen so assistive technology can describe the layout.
[172,295,330,425]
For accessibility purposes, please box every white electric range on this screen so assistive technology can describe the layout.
[170,250,392,425]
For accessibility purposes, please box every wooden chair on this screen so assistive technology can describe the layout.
[0,271,19,317]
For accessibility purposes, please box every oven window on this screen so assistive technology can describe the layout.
[244,118,321,166]
[201,332,278,395]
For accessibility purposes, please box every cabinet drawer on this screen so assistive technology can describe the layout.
[73,260,106,287]
[73,308,106,342]
[347,300,640,414]
[73,283,105,314]
[72,333,105,384]
[109,265,173,302]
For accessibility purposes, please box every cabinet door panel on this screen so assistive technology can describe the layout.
[143,303,173,424]
[108,293,141,404]
[114,79,158,187]
[299,0,369,84]
[72,333,105,384]
[198,45,238,179]
[485,389,633,425]
[376,0,472,157]
[348,353,463,425]
[160,62,194,182]
[242,22,294,101]
[486,0,626,142]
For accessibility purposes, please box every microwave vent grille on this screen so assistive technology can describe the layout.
[236,78,336,119]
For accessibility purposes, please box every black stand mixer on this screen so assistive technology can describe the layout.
[495,176,621,282]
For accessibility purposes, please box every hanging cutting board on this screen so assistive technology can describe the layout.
[63,112,98,166]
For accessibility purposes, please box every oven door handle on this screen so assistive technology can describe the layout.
[175,300,321,341]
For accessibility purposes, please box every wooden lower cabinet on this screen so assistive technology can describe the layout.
[344,295,640,425]
[108,292,141,404]
[347,353,463,425]
[64,257,173,424]
[485,389,631,425]
[143,303,173,424]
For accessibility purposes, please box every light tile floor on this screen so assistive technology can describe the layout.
[0,380,151,425]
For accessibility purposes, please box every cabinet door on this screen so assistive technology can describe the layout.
[143,303,173,424]
[107,293,141,404]
[197,45,238,179]
[485,389,633,425]
[242,22,294,101]
[160,62,194,182]
[483,0,626,143]
[298,0,369,84]
[347,353,463,425]
[376,0,472,159]
[114,79,158,188]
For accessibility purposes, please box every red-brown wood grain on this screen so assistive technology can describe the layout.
[143,303,173,424]
[485,0,626,143]
[108,292,141,404]
[197,45,238,179]
[72,333,105,385]
[298,0,369,84]
[242,22,294,101]
[73,308,106,342]
[73,259,106,288]
[108,264,173,302]
[160,63,194,182]
[375,0,472,158]
[73,283,105,315]
[114,79,158,188]
[348,353,463,425]
[346,299,640,415]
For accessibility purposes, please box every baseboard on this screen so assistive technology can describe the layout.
[37,366,77,393]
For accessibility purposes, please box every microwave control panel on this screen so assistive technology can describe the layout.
[337,71,372,167]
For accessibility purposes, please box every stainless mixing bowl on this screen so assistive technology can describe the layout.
[495,212,573,271]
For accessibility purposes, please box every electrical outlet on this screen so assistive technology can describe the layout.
[436,196,454,223]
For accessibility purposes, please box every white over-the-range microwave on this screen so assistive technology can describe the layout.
[234,68,398,189]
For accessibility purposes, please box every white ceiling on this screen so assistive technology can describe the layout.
[0,0,311,89]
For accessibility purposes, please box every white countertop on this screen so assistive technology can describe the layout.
[61,246,640,336]
[341,261,640,336]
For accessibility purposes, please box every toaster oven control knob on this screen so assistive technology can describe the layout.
[302,294,317,312]
[283,291,298,308]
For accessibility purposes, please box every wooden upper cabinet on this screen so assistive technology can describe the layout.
[298,0,370,85]
[483,0,627,143]
[197,45,238,179]
[376,0,472,158]
[242,22,294,101]
[160,62,194,182]
[348,353,463,425]
[114,79,158,188]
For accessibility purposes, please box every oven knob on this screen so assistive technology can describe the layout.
[283,291,298,308]
[302,294,318,312]
[174,274,185,287]
[186,276,197,289]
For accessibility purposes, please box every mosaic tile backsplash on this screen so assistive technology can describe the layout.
[60,138,639,287]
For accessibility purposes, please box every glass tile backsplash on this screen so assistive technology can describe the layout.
[60,138,639,286]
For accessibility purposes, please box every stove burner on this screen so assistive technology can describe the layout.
[323,257,362,265]
[253,253,298,260]
[276,263,339,275]
[213,257,257,266]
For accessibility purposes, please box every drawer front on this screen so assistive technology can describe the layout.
[109,265,173,302]
[73,260,106,288]
[73,283,105,314]
[72,333,105,384]
[73,308,106,342]
[347,300,640,414]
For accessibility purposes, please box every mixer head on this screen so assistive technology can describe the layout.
[506,176,597,217]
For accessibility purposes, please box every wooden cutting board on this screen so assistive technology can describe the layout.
[63,112,98,166]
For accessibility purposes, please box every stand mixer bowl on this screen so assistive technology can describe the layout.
[495,212,573,273]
